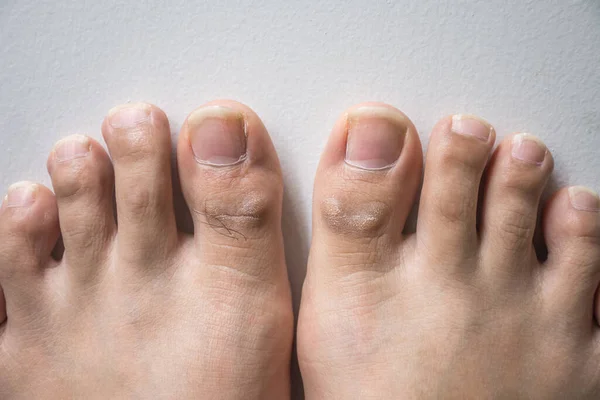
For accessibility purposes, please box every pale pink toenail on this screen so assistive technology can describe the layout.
[511,133,547,165]
[187,106,247,166]
[54,135,91,162]
[344,106,407,170]
[108,103,151,128]
[569,186,600,212]
[6,182,37,208]
[451,114,492,141]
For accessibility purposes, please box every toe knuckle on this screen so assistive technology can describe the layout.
[199,187,279,238]
[563,212,600,241]
[53,164,110,201]
[123,187,156,219]
[493,208,536,249]
[118,136,157,163]
[438,145,484,173]
[500,172,544,196]
[433,188,473,225]
[53,168,87,199]
[110,126,164,164]
[319,192,392,238]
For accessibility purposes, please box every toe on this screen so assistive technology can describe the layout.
[102,103,178,265]
[0,285,5,327]
[0,182,59,322]
[480,133,553,276]
[48,135,116,275]
[417,115,495,264]
[542,186,600,328]
[310,103,422,280]
[177,100,288,281]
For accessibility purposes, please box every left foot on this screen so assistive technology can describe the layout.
[0,101,293,399]
[298,103,600,399]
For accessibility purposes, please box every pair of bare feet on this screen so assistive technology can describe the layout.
[0,100,599,399]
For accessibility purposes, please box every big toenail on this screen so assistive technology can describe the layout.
[344,106,407,170]
[6,182,37,208]
[511,133,547,165]
[54,135,91,162]
[451,114,492,141]
[107,103,151,128]
[187,106,247,166]
[569,186,600,212]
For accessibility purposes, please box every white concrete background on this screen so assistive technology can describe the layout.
[1,0,599,397]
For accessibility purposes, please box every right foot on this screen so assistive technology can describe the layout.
[0,101,293,399]
[298,103,600,399]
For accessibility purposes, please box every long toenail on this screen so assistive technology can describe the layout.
[344,106,407,170]
[108,103,151,128]
[451,114,492,141]
[5,182,37,208]
[511,133,547,165]
[569,186,600,212]
[54,135,91,162]
[187,106,247,166]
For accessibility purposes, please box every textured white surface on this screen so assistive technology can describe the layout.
[1,0,599,397]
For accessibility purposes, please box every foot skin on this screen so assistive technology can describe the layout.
[0,101,293,399]
[298,103,600,399]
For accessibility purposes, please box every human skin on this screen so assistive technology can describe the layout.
[298,103,600,399]
[0,100,293,399]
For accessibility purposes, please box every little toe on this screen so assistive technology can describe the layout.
[480,133,553,276]
[102,103,178,265]
[0,182,59,324]
[177,100,288,281]
[417,115,495,265]
[542,186,600,328]
[310,103,423,280]
[48,135,116,276]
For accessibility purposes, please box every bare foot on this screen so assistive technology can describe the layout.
[0,101,293,399]
[298,103,600,399]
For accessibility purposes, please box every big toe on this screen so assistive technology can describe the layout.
[177,100,289,284]
[308,103,423,283]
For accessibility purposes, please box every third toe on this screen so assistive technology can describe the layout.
[47,135,116,269]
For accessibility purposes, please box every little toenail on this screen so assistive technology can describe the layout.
[6,182,37,208]
[569,186,600,212]
[54,135,91,162]
[187,106,247,166]
[108,103,151,128]
[511,133,547,165]
[451,114,492,141]
[344,106,407,170]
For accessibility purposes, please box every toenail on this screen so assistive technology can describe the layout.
[54,135,91,162]
[108,103,151,128]
[187,106,247,166]
[569,186,600,212]
[451,114,492,141]
[5,182,37,208]
[344,106,407,170]
[511,133,547,165]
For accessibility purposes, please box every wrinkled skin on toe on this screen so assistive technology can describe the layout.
[0,101,293,400]
[298,104,600,399]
